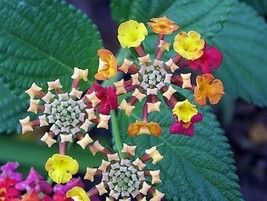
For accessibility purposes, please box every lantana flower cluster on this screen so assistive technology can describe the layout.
[14,16,225,201]
[0,161,85,201]
[20,67,118,150]
[67,143,164,201]
[94,16,224,137]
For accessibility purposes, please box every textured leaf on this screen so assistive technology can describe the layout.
[117,90,243,200]
[111,0,234,38]
[0,0,103,132]
[0,80,28,133]
[241,0,267,15]
[0,0,102,93]
[211,2,267,106]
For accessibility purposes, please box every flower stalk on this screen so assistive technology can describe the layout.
[111,110,124,159]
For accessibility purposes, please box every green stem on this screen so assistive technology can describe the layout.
[46,176,53,185]
[110,110,124,158]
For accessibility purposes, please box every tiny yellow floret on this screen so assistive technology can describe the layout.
[45,154,79,184]
[66,186,90,201]
[173,31,205,60]
[118,20,148,48]
[172,99,198,122]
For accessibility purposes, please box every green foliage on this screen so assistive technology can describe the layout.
[0,0,103,133]
[0,135,102,176]
[0,0,102,91]
[0,80,28,133]
[118,91,243,200]
[111,0,234,38]
[211,2,267,106]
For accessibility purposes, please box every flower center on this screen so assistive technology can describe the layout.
[44,93,87,135]
[102,159,145,198]
[139,60,171,95]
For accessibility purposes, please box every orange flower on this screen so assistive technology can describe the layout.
[21,191,41,201]
[194,74,225,106]
[148,16,179,34]
[128,121,161,137]
[94,49,117,81]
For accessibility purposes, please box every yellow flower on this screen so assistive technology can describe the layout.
[66,187,90,201]
[147,16,179,34]
[118,20,148,48]
[45,154,79,184]
[172,99,198,122]
[173,31,205,60]
[94,49,117,81]
[128,121,161,137]
[194,74,225,106]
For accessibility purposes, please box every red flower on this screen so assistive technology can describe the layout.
[53,193,73,201]
[0,177,21,201]
[170,113,203,137]
[188,43,223,74]
[92,83,118,115]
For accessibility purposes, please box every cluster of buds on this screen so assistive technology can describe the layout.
[93,16,225,137]
[67,143,164,201]
[19,67,118,150]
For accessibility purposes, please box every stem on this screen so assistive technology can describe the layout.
[110,110,124,158]
[59,142,67,155]
[135,45,145,57]
[46,177,53,185]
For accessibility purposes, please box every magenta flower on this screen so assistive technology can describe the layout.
[170,113,203,136]
[54,177,84,194]
[0,162,23,182]
[89,82,118,115]
[53,178,84,201]
[15,167,52,195]
[187,43,223,74]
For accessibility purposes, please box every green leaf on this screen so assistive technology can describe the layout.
[0,0,102,94]
[111,0,234,38]
[0,80,28,134]
[240,0,267,16]
[0,135,102,176]
[210,2,267,106]
[0,0,103,132]
[117,90,243,200]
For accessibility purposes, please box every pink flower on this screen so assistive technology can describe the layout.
[170,113,203,137]
[54,178,84,194]
[15,168,52,195]
[0,162,23,182]
[187,43,223,74]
